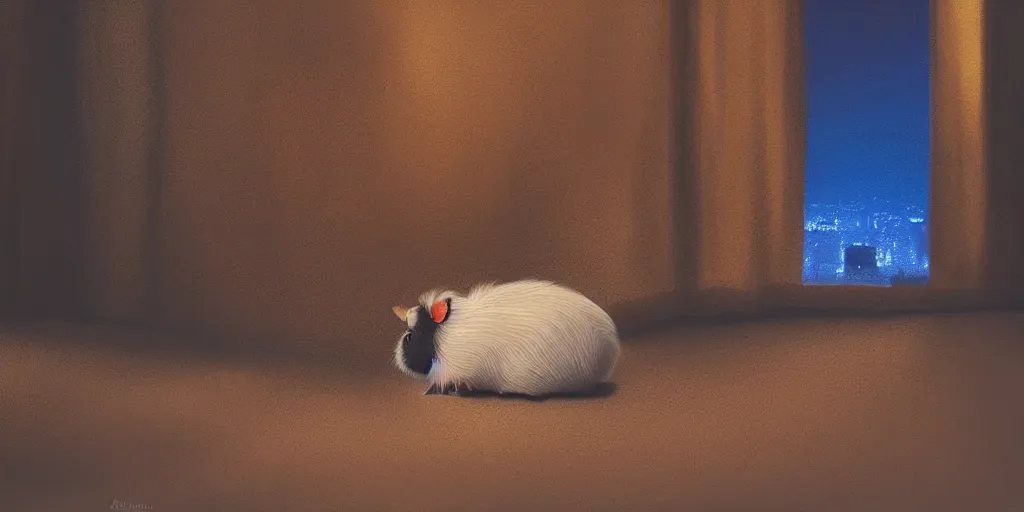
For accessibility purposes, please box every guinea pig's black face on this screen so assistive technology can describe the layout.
[400,300,454,375]
[400,306,438,375]
[393,297,452,378]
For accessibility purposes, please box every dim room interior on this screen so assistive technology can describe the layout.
[2,1,1023,511]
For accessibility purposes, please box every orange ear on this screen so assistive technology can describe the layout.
[392,306,409,321]
[430,299,450,324]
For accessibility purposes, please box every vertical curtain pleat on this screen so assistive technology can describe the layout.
[931,0,988,291]
[687,0,805,312]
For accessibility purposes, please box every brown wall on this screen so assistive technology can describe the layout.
[77,1,677,357]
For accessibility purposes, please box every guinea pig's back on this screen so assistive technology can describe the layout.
[444,280,620,395]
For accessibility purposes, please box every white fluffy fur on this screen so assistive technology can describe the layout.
[393,280,621,396]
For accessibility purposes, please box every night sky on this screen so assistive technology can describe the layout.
[803,0,930,207]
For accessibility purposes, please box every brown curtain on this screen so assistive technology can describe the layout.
[932,0,1024,305]
[932,0,987,293]
[677,0,806,317]
[69,1,680,358]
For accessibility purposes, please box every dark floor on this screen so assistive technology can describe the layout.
[1,311,1023,511]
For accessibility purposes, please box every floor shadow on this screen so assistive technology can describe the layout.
[437,382,618,402]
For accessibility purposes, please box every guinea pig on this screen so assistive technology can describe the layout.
[391,279,621,397]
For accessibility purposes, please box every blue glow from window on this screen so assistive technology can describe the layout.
[803,0,930,286]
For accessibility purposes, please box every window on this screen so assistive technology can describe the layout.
[802,0,930,286]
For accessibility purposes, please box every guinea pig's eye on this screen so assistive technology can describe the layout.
[402,331,412,344]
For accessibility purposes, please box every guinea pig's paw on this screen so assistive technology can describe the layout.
[424,382,461,396]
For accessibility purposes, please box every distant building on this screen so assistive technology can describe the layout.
[844,245,885,285]
[909,218,927,265]
[804,202,930,285]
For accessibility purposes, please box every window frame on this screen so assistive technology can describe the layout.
[781,0,993,316]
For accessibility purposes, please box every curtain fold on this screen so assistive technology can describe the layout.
[682,0,806,315]
[931,0,988,292]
